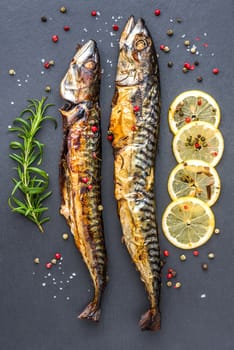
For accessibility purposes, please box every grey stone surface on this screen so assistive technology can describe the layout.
[0,1,233,349]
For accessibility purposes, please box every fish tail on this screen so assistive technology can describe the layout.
[139,309,161,331]
[78,301,101,322]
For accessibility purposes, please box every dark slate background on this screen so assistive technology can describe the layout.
[0,1,233,349]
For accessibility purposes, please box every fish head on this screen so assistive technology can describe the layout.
[60,40,100,104]
[116,16,157,86]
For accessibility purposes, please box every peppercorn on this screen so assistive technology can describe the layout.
[63,25,70,32]
[163,46,170,53]
[163,250,169,257]
[212,68,219,75]
[214,228,220,234]
[98,205,104,211]
[167,61,173,68]
[182,67,188,73]
[60,6,67,13]
[62,233,69,240]
[167,29,174,37]
[51,259,57,265]
[8,69,16,76]
[154,9,161,16]
[176,18,182,23]
[180,254,186,261]
[41,16,47,22]
[34,257,40,264]
[194,60,200,66]
[190,47,196,54]
[193,250,199,256]
[208,252,215,259]
[49,60,55,66]
[197,76,203,82]
[184,40,190,46]
[45,85,51,93]
[52,35,59,43]
[202,263,208,270]
[55,253,62,260]
[166,281,172,287]
[174,282,182,289]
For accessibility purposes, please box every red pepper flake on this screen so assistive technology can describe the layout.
[44,61,50,69]
[46,262,52,269]
[87,184,93,190]
[55,253,62,260]
[133,105,140,112]
[212,151,218,157]
[202,43,209,48]
[131,125,137,131]
[193,250,199,257]
[91,126,98,133]
[195,37,201,41]
[197,100,202,106]
[52,35,59,43]
[183,205,189,210]
[112,24,119,31]
[91,10,97,17]
[154,9,161,16]
[190,64,195,71]
[185,117,191,123]
[212,68,219,75]
[160,44,165,51]
[195,142,201,149]
[167,273,173,279]
[82,177,89,184]
[63,25,70,32]
[163,250,169,257]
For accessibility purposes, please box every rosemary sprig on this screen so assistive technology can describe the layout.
[8,97,56,232]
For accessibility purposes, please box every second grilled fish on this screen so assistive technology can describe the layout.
[109,17,161,331]
[60,40,107,322]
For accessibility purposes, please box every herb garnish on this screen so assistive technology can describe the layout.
[8,97,56,232]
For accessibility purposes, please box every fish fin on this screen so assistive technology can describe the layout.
[139,309,161,331]
[78,302,101,322]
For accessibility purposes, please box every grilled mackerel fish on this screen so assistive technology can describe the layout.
[109,17,161,331]
[59,40,107,322]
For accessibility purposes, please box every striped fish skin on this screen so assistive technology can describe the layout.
[109,17,161,331]
[60,40,107,322]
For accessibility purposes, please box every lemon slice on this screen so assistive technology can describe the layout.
[168,90,221,134]
[173,121,224,167]
[168,160,221,206]
[162,197,215,249]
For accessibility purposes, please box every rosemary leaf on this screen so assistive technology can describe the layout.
[8,97,56,232]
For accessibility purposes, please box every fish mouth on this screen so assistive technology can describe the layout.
[73,39,98,66]
[119,16,148,49]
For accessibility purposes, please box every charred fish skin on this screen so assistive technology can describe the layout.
[60,40,107,322]
[109,17,161,331]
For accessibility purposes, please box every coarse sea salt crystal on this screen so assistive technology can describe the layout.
[42,282,46,287]
[11,101,14,105]
[201,293,206,299]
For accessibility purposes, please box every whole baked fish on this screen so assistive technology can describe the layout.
[109,16,161,331]
[59,40,107,322]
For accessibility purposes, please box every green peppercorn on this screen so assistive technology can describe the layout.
[164,46,170,53]
[60,6,67,13]
[62,233,69,240]
[45,85,51,93]
[167,29,174,37]
[41,16,47,22]
[180,254,186,261]
[167,61,173,68]
[8,69,16,76]
[175,282,182,288]
[202,263,208,270]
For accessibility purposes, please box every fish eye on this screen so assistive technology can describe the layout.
[84,61,96,70]
[135,39,148,51]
